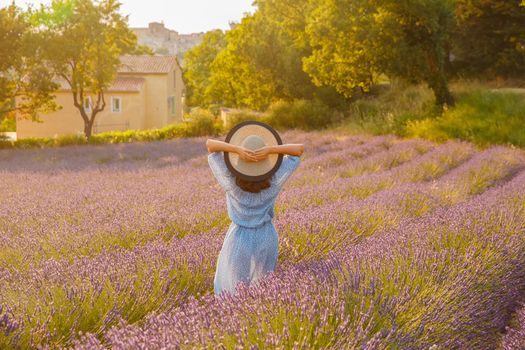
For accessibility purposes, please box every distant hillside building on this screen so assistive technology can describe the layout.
[17,55,185,138]
[132,22,203,59]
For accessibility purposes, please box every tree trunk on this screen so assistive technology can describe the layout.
[426,47,455,108]
[430,73,455,107]
[83,114,97,140]
[84,121,93,139]
[423,30,456,108]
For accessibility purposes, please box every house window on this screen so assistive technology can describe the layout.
[111,97,122,113]
[83,97,92,113]
[173,70,177,87]
[168,96,176,115]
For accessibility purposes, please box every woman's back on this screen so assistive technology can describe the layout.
[208,152,301,229]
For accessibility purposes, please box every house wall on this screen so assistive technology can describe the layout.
[93,91,146,133]
[119,71,184,128]
[17,90,145,138]
[167,64,185,123]
[117,73,168,129]
[145,74,168,129]
[17,93,85,138]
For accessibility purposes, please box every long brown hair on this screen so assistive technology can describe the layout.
[235,176,271,193]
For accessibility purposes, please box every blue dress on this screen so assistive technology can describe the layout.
[208,152,301,296]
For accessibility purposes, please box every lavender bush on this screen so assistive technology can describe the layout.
[1,131,524,349]
[501,303,525,349]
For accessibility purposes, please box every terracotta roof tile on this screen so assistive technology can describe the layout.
[109,77,145,91]
[118,55,179,74]
[56,77,144,92]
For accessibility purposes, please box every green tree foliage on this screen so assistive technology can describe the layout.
[35,0,138,139]
[208,41,276,110]
[305,0,456,106]
[184,1,343,111]
[237,1,318,100]
[184,19,277,111]
[303,0,381,97]
[184,0,525,111]
[453,0,525,77]
[206,17,278,110]
[183,30,227,107]
[382,0,456,106]
[0,5,58,120]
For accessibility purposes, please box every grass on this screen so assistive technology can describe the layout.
[337,80,525,148]
[406,88,525,147]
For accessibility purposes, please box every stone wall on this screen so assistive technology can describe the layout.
[132,22,204,60]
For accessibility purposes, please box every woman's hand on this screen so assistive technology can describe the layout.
[236,146,258,162]
[207,139,256,162]
[253,146,274,161]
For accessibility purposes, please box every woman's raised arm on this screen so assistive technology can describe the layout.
[253,144,304,160]
[206,139,258,162]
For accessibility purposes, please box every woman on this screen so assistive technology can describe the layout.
[207,121,304,296]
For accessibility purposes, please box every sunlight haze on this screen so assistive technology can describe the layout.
[2,0,256,33]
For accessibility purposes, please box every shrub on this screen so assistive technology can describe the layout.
[313,86,351,111]
[183,108,221,137]
[0,140,14,149]
[90,124,189,144]
[12,137,53,149]
[157,124,187,139]
[266,99,337,130]
[55,134,88,146]
[91,130,141,144]
[0,114,16,132]
[338,83,436,136]
[406,89,525,147]
[223,111,266,130]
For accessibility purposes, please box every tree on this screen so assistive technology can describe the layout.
[207,24,276,110]
[381,0,457,106]
[452,0,525,77]
[183,30,227,107]
[236,1,318,101]
[0,5,58,121]
[183,18,278,111]
[184,0,350,111]
[304,0,457,106]
[36,0,138,139]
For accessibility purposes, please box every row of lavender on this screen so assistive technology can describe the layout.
[72,150,525,349]
[0,132,366,268]
[71,164,525,349]
[1,131,524,348]
[1,132,368,347]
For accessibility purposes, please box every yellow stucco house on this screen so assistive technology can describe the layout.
[17,55,185,138]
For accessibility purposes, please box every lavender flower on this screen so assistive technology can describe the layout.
[1,132,525,348]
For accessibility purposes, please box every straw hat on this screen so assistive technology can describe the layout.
[224,121,283,182]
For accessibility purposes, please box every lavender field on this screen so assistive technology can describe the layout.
[1,131,525,349]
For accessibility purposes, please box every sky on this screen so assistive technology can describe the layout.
[3,0,256,34]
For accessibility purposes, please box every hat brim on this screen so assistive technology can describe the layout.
[224,120,283,182]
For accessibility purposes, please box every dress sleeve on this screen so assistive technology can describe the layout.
[208,152,235,192]
[272,155,301,188]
